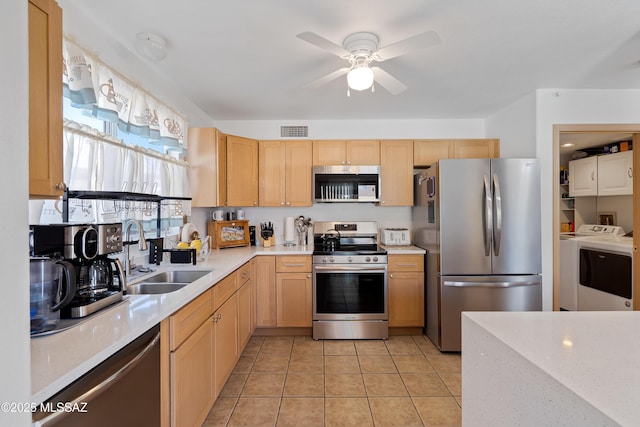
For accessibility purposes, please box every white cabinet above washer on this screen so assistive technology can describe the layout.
[569,151,633,197]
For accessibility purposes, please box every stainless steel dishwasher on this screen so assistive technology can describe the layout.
[33,325,160,427]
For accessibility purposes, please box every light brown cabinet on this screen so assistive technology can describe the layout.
[413,140,454,166]
[259,140,312,206]
[187,128,227,207]
[29,0,64,197]
[213,292,238,396]
[453,139,500,159]
[275,256,312,327]
[255,256,277,327]
[313,140,380,165]
[380,140,414,206]
[237,261,255,352]
[388,255,425,327]
[227,134,258,206]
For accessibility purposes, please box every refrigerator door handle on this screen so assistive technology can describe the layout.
[492,173,502,256]
[443,280,539,288]
[483,175,493,256]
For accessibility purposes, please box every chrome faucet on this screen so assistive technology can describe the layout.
[123,219,148,276]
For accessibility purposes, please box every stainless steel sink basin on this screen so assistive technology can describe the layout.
[140,270,211,284]
[127,283,187,295]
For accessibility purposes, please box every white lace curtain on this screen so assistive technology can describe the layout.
[62,38,187,148]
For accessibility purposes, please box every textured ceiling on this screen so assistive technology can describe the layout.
[64,0,640,121]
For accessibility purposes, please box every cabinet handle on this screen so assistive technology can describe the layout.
[389,273,394,278]
[347,161,351,165]
[591,171,595,181]
[55,182,67,191]
[285,201,291,206]
[253,201,257,206]
[307,274,311,278]
[242,272,250,278]
[284,263,306,267]
[280,201,285,206]
[628,167,633,178]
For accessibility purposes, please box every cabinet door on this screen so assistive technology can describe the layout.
[171,318,214,427]
[453,139,499,159]
[29,0,64,197]
[285,140,313,206]
[188,128,226,207]
[569,156,598,197]
[255,256,277,327]
[313,140,346,165]
[388,272,424,327]
[597,151,633,196]
[276,272,312,327]
[346,140,380,165]
[214,293,238,396]
[414,140,453,166]
[259,140,286,206]
[237,280,253,353]
[227,135,258,206]
[380,140,414,206]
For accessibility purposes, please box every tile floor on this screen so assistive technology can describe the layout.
[202,335,461,427]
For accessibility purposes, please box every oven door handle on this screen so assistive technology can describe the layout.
[313,265,387,272]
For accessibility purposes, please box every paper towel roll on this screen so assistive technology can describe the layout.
[284,216,295,242]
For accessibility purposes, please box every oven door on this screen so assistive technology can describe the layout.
[313,264,388,321]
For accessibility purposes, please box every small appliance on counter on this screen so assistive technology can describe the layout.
[380,228,411,246]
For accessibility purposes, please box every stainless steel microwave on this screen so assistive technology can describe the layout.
[312,165,381,203]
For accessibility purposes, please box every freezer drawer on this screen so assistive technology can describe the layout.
[438,275,542,351]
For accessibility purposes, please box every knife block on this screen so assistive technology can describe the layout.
[262,236,275,247]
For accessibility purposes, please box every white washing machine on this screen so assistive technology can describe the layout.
[573,225,633,311]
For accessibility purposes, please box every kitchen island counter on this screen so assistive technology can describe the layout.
[31,244,313,404]
[463,311,640,426]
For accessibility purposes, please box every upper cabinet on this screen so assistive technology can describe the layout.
[380,140,413,206]
[313,140,380,165]
[227,135,258,207]
[29,0,64,198]
[414,140,453,166]
[259,140,312,207]
[453,139,500,159]
[188,128,227,207]
[570,151,633,197]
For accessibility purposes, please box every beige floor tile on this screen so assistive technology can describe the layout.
[354,340,389,355]
[385,336,422,355]
[243,336,264,355]
[260,336,294,354]
[325,398,374,427]
[412,396,462,427]
[427,354,462,373]
[401,373,450,396]
[292,336,324,355]
[325,373,366,397]
[241,373,286,397]
[276,397,324,427]
[288,354,324,373]
[362,373,408,396]
[324,340,357,355]
[324,355,360,373]
[283,372,324,397]
[252,353,290,373]
[233,355,256,373]
[439,372,462,396]
[202,397,237,427]
[219,373,248,397]
[368,397,423,426]
[358,355,397,373]
[413,335,443,355]
[227,397,280,427]
[393,354,435,373]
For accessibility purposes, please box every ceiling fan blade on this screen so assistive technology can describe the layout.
[375,30,441,61]
[296,31,350,58]
[371,67,407,95]
[302,67,350,89]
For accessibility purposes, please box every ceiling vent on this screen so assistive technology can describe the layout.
[280,125,309,138]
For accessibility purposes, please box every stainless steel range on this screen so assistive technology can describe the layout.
[312,221,388,340]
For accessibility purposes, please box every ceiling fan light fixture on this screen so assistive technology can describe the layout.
[135,32,168,61]
[347,64,374,91]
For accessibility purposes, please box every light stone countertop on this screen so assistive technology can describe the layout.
[381,245,426,254]
[462,311,640,426]
[30,244,313,404]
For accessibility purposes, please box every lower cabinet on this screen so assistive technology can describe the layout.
[276,272,312,327]
[388,255,425,327]
[213,293,238,396]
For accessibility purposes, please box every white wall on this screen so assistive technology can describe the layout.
[1,1,31,426]
[485,92,537,158]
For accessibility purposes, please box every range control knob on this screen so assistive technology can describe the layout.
[347,256,353,263]
[322,257,328,263]
[372,256,379,262]
[329,256,335,263]
[365,256,371,262]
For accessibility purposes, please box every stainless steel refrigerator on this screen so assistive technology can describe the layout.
[413,158,542,351]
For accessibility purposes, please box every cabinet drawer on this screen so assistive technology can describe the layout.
[237,262,253,286]
[276,255,311,273]
[169,288,214,351]
[213,272,237,311]
[388,255,424,272]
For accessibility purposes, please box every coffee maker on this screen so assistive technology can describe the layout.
[30,223,126,319]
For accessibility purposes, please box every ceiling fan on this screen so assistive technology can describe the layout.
[296,30,441,95]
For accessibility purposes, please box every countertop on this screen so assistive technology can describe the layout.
[462,311,640,426]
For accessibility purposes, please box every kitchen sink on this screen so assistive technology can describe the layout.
[126,270,212,295]
[127,283,187,294]
[139,270,211,284]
